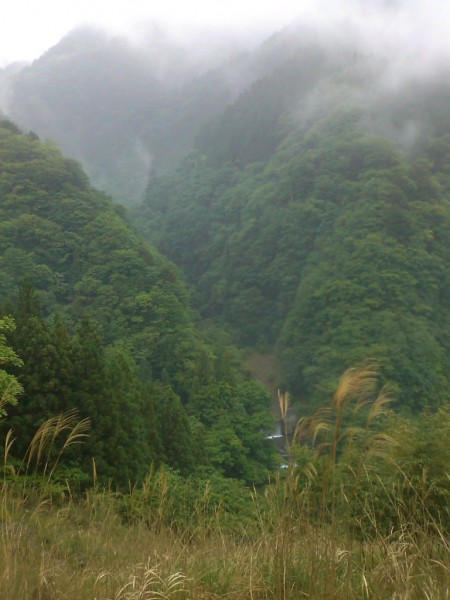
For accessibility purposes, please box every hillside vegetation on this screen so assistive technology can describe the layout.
[136,46,450,412]
[1,367,449,599]
[0,118,275,485]
[0,18,449,599]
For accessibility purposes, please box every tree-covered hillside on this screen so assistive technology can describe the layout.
[0,14,449,599]
[136,61,450,412]
[0,118,276,484]
[1,17,449,475]
[0,21,391,206]
[0,26,256,205]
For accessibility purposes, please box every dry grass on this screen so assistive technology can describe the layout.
[0,375,448,599]
[0,483,448,599]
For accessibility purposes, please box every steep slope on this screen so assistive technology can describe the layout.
[3,18,449,414]
[0,26,255,205]
[0,21,382,205]
[0,119,276,483]
[136,55,450,412]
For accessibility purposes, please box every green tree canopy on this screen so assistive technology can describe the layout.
[0,316,23,415]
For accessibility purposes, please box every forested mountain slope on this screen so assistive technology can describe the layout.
[0,15,449,598]
[0,26,255,205]
[1,17,449,430]
[0,21,388,206]
[136,54,450,412]
[0,119,275,484]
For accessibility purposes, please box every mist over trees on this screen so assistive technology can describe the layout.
[0,8,449,597]
[133,20,450,412]
[0,6,449,474]
[0,24,259,205]
[2,7,450,205]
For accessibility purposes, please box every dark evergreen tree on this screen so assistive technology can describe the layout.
[3,283,72,456]
[69,315,111,478]
[155,383,194,475]
[103,347,163,483]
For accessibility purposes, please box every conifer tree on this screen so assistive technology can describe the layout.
[103,347,163,483]
[3,283,70,455]
[155,383,194,474]
[69,315,111,477]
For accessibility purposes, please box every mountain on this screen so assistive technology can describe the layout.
[0,20,388,206]
[0,118,276,484]
[1,16,449,422]
[135,30,450,412]
[0,25,258,205]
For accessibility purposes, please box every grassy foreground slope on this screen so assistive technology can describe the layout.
[1,367,449,599]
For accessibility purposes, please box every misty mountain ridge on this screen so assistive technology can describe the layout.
[2,13,450,205]
[131,19,450,411]
[0,23,258,204]
[2,12,449,412]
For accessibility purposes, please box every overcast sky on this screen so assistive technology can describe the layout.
[1,0,450,67]
[0,0,315,65]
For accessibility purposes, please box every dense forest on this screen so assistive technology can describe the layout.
[0,118,276,485]
[137,109,450,411]
[0,15,449,598]
[133,28,450,413]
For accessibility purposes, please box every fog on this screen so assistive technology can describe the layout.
[1,0,449,204]
[1,0,450,67]
[1,0,309,66]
